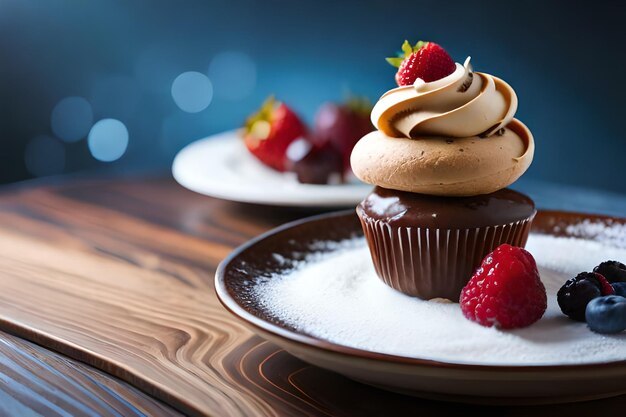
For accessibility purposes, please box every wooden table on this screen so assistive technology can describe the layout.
[0,176,624,417]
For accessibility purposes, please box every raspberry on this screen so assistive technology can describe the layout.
[557,272,615,321]
[460,244,547,329]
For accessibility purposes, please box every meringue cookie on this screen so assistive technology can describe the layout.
[350,118,534,196]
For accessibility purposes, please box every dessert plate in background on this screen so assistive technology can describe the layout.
[216,210,626,405]
[172,130,371,207]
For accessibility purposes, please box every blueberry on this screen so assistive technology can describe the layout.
[585,295,626,334]
[593,260,626,283]
[557,272,604,321]
[612,282,626,297]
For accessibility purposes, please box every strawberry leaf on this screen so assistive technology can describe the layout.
[414,40,427,51]
[386,40,430,68]
[401,40,413,56]
[245,95,276,133]
[385,57,405,68]
[259,95,276,118]
[345,95,373,114]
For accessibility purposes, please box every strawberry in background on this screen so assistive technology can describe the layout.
[243,95,373,184]
[312,97,374,175]
[243,96,306,172]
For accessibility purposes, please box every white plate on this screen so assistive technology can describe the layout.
[172,130,371,207]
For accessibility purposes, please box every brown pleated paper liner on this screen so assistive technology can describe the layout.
[357,210,534,300]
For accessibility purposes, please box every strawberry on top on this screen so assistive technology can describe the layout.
[386,40,456,86]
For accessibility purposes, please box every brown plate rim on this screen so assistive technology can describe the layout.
[215,209,626,372]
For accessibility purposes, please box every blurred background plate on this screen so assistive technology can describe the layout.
[172,130,371,207]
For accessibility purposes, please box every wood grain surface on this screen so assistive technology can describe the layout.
[0,331,181,417]
[0,176,624,417]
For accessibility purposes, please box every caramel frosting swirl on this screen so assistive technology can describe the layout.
[372,57,517,139]
[351,57,535,197]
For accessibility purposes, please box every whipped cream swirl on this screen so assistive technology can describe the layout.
[371,57,518,139]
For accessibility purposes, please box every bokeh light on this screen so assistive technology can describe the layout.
[90,75,141,120]
[208,51,256,101]
[50,96,93,142]
[24,135,65,177]
[87,119,129,162]
[171,71,213,113]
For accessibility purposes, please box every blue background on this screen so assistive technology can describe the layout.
[1,0,625,195]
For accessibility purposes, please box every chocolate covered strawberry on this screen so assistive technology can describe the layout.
[386,40,456,86]
[286,140,344,185]
[243,96,307,171]
[313,97,373,172]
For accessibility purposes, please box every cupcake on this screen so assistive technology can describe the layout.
[351,41,536,300]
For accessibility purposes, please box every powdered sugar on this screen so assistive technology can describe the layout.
[562,219,626,248]
[254,234,626,366]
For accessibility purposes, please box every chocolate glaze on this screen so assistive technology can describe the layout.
[359,187,535,229]
[357,187,536,300]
